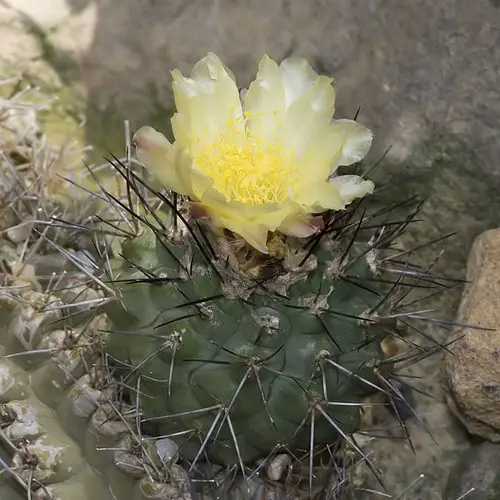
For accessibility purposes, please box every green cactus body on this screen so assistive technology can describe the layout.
[0,251,184,500]
[104,210,392,468]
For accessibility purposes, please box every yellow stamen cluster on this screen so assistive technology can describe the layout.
[195,118,302,205]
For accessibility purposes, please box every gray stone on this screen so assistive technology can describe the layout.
[154,438,179,465]
[266,453,291,482]
[444,442,500,500]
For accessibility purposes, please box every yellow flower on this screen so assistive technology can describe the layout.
[133,53,374,253]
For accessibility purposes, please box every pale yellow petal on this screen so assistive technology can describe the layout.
[241,203,300,231]
[170,113,190,151]
[171,53,244,155]
[297,119,373,184]
[199,188,296,230]
[195,189,269,252]
[195,188,305,251]
[188,166,215,201]
[304,177,372,211]
[244,55,285,141]
[220,219,270,253]
[171,70,199,116]
[296,124,346,184]
[279,57,319,108]
[190,52,239,94]
[278,215,324,238]
[329,175,375,205]
[329,119,373,169]
[282,75,336,153]
[133,126,191,195]
[295,181,342,211]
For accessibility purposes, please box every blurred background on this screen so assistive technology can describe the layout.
[2,0,499,171]
[1,0,500,497]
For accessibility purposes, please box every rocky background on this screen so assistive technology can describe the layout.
[1,0,500,498]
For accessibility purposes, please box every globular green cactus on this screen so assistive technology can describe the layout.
[89,151,443,499]
[104,209,393,470]
[91,50,463,498]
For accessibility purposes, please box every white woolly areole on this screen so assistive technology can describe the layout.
[0,364,15,397]
[4,402,42,442]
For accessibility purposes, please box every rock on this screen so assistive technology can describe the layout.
[154,438,179,465]
[443,442,500,500]
[444,229,500,441]
[266,453,291,482]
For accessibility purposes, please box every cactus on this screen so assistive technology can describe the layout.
[0,60,467,500]
[96,161,430,497]
[104,204,391,462]
[86,54,464,498]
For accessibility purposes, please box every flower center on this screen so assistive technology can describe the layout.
[195,121,301,205]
